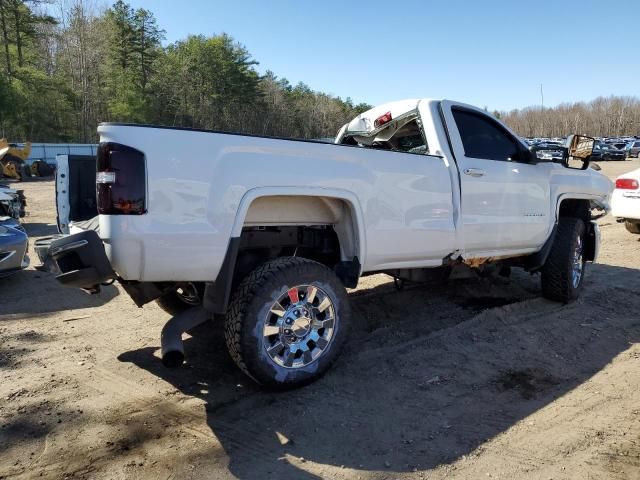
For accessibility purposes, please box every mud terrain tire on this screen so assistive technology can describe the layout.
[225,257,350,388]
[541,218,587,303]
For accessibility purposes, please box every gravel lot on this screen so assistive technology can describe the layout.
[1,160,639,480]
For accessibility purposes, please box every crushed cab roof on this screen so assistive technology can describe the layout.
[344,99,425,136]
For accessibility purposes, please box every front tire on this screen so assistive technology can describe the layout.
[625,220,640,234]
[541,218,587,303]
[225,257,350,388]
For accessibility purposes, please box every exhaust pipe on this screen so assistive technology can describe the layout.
[160,307,210,367]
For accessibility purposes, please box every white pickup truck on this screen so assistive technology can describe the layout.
[48,99,612,387]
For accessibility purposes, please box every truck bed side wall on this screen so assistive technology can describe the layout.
[97,125,456,282]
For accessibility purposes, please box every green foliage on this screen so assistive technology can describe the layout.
[101,1,164,122]
[0,0,371,142]
[10,66,75,141]
[151,34,261,130]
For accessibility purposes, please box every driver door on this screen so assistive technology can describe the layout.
[440,101,552,255]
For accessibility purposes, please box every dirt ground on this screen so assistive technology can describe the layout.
[1,160,639,480]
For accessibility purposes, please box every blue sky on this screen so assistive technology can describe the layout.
[121,0,637,112]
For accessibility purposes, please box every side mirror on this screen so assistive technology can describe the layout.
[565,134,594,170]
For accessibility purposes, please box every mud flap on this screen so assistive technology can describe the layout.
[584,221,600,262]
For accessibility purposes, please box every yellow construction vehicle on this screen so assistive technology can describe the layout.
[0,139,31,181]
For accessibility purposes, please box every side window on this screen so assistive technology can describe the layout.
[452,108,519,161]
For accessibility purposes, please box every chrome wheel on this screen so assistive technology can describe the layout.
[571,235,584,288]
[176,282,201,305]
[263,284,336,369]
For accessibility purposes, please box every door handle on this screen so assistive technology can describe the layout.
[463,168,486,177]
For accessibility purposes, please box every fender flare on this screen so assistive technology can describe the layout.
[204,187,367,315]
[527,194,603,272]
[554,193,603,221]
[230,186,367,263]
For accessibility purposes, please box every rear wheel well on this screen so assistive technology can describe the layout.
[235,225,342,283]
[234,195,362,287]
[230,224,360,292]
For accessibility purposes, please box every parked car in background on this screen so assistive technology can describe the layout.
[626,140,640,158]
[530,141,565,161]
[611,168,640,234]
[0,217,29,277]
[593,143,626,161]
[603,145,626,161]
[590,142,604,161]
[609,142,628,151]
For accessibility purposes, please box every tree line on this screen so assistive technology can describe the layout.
[0,0,370,142]
[497,96,640,138]
[1,0,639,143]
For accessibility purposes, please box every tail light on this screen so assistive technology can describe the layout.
[96,142,146,215]
[374,111,392,128]
[615,178,639,190]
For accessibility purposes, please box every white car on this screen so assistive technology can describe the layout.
[611,168,640,234]
[45,99,612,388]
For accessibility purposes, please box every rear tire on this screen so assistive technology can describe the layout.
[541,218,587,303]
[625,220,640,234]
[225,257,350,388]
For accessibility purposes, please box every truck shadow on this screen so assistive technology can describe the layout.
[0,269,118,315]
[118,263,640,479]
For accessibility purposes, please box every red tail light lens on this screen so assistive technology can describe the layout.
[97,142,146,215]
[374,111,392,128]
[615,178,639,190]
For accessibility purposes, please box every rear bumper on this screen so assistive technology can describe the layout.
[611,190,640,221]
[48,230,115,290]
